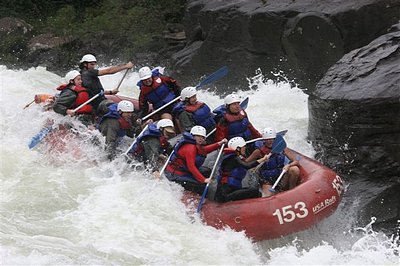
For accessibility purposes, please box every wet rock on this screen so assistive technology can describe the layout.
[0,17,33,65]
[172,0,400,92]
[308,23,400,179]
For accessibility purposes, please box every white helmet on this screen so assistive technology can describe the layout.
[190,125,206,137]
[65,70,80,83]
[80,54,97,63]
[117,100,134,112]
[139,66,152,80]
[228,137,246,149]
[262,127,276,139]
[224,94,240,105]
[180,86,197,101]
[157,119,174,129]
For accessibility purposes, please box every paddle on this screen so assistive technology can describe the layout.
[28,92,101,149]
[23,100,35,109]
[114,68,129,93]
[28,126,52,149]
[159,149,174,176]
[244,130,288,144]
[142,66,229,121]
[269,169,287,193]
[72,92,102,113]
[253,134,287,173]
[122,124,149,157]
[197,143,226,213]
[205,96,249,139]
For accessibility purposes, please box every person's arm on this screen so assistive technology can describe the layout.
[248,122,262,138]
[138,91,149,118]
[53,89,76,116]
[215,119,228,142]
[283,148,300,169]
[245,148,262,162]
[204,138,228,153]
[178,111,195,132]
[234,156,259,169]
[180,144,207,183]
[98,62,133,76]
[164,76,181,96]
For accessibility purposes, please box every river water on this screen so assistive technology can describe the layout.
[1,65,398,265]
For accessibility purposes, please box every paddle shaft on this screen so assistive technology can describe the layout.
[197,143,226,213]
[123,124,149,156]
[115,69,129,92]
[23,100,35,109]
[245,130,289,144]
[160,150,174,176]
[73,93,101,112]
[269,169,287,192]
[142,96,180,121]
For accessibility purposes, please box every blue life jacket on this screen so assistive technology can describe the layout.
[213,105,251,140]
[130,123,161,156]
[137,74,176,109]
[259,153,286,179]
[217,153,247,189]
[213,105,227,123]
[173,101,216,130]
[98,103,126,138]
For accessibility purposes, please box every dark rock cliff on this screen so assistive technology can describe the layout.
[309,24,400,178]
[172,0,400,91]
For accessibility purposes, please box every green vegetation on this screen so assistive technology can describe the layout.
[1,0,187,60]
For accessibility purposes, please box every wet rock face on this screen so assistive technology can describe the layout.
[308,24,400,178]
[172,0,400,92]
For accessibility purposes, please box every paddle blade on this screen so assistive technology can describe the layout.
[240,96,249,110]
[28,127,52,149]
[271,135,287,154]
[195,66,228,88]
[277,129,288,136]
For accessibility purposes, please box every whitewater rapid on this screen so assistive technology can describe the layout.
[0,65,398,265]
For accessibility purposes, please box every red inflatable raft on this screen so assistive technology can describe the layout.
[196,149,344,241]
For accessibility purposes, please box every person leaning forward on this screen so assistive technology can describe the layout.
[129,118,176,178]
[165,125,227,195]
[247,127,300,197]
[98,100,141,160]
[215,137,269,202]
[79,54,133,112]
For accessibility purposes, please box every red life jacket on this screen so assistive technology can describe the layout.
[57,84,93,114]
[118,117,131,130]
[259,146,272,156]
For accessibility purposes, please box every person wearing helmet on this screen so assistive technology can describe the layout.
[98,100,142,160]
[172,86,216,141]
[136,66,181,119]
[53,70,95,125]
[214,136,270,202]
[128,118,176,177]
[246,127,300,197]
[165,125,227,195]
[79,53,133,111]
[213,93,262,144]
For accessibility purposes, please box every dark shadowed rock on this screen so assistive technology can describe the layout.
[308,24,400,178]
[0,17,33,65]
[172,0,400,92]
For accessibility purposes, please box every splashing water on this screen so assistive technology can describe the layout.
[1,65,399,265]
